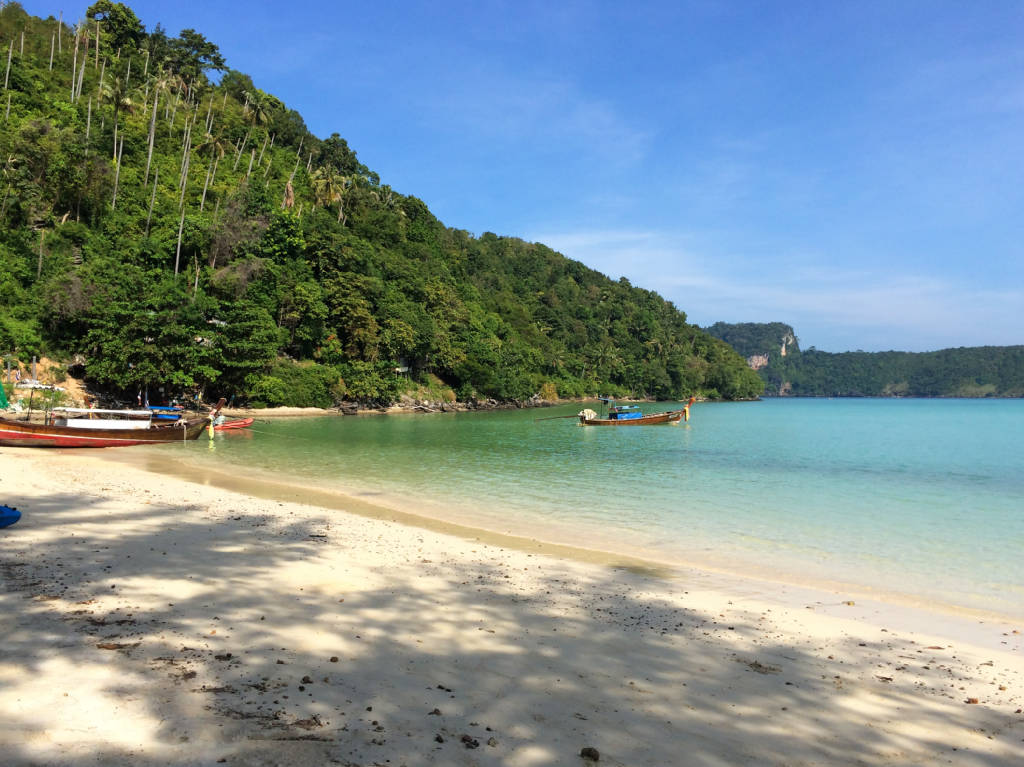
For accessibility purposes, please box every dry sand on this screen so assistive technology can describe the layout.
[1,448,1022,766]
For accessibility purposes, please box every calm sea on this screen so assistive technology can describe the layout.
[161,399,1024,618]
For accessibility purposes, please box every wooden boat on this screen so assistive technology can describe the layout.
[578,396,695,426]
[214,417,254,430]
[0,399,225,448]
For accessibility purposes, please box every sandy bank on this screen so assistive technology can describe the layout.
[219,406,341,418]
[2,449,1022,766]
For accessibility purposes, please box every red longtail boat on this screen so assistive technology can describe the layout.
[213,417,254,431]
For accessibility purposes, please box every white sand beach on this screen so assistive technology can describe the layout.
[2,448,1023,766]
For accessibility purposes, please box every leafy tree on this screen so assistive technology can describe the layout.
[167,28,225,83]
[86,1,145,52]
[338,359,401,404]
[219,70,255,102]
[215,304,280,394]
[316,133,367,177]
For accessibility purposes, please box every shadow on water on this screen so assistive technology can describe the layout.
[2,488,1022,766]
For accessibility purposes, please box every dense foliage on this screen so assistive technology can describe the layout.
[0,2,762,406]
[704,322,800,359]
[705,323,1024,398]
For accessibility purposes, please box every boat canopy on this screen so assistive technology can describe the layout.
[598,397,640,408]
[52,407,157,417]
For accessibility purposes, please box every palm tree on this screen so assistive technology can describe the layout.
[151,66,179,100]
[592,342,623,380]
[372,183,397,209]
[194,129,229,162]
[644,337,666,362]
[546,349,567,375]
[143,66,178,185]
[242,89,271,128]
[193,130,229,211]
[310,168,351,224]
[101,75,134,160]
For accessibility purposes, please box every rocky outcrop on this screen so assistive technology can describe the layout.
[747,353,770,370]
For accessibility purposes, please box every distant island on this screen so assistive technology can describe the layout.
[704,322,1024,397]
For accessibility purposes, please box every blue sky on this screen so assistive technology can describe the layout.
[32,1,1024,351]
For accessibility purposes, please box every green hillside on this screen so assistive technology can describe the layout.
[705,322,1024,398]
[703,322,799,360]
[0,2,762,407]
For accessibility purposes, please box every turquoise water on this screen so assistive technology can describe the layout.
[172,399,1024,617]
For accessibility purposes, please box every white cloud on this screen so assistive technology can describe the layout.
[534,228,1024,352]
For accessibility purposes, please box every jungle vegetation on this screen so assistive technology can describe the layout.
[0,2,763,407]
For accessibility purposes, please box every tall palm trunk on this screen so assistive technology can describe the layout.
[70,33,78,100]
[174,206,185,274]
[144,90,158,186]
[145,167,159,235]
[233,129,250,170]
[5,41,12,90]
[111,137,124,208]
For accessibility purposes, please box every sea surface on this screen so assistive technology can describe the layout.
[158,399,1024,618]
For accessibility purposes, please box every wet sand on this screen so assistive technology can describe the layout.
[2,448,1022,766]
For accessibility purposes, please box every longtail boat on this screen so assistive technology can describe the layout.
[213,416,254,431]
[0,399,225,448]
[578,396,695,426]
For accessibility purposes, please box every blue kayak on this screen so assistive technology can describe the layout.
[0,505,21,528]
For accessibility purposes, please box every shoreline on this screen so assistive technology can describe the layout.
[214,394,708,419]
[3,448,1023,765]
[98,445,1024,630]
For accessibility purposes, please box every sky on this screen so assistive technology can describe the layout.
[28,0,1024,352]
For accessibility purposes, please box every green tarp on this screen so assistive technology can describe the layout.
[0,383,9,409]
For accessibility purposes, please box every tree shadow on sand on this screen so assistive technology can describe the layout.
[2,490,1023,766]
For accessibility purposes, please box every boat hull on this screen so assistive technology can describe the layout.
[580,410,684,426]
[214,417,254,430]
[0,417,210,447]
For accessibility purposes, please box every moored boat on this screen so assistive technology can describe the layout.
[0,399,225,447]
[213,416,254,430]
[578,396,695,426]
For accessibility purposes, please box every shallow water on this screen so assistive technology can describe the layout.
[158,399,1024,617]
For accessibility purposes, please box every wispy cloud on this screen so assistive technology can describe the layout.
[408,65,653,169]
[535,228,1024,352]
